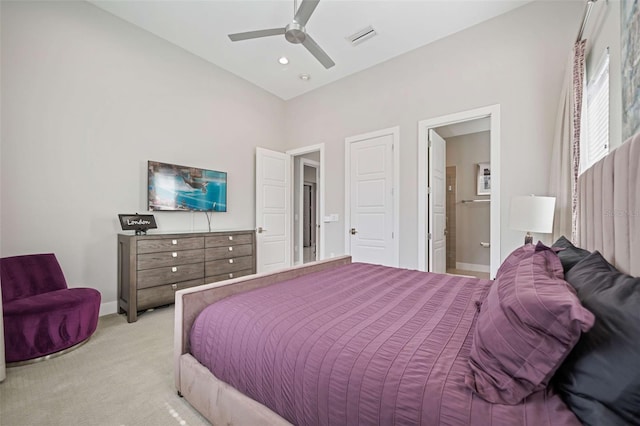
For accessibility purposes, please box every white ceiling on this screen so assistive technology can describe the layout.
[90,0,532,100]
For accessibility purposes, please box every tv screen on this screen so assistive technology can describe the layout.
[148,161,227,212]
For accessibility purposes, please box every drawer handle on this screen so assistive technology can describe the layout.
[228,236,233,241]
[172,239,178,245]
[172,252,178,258]
[229,259,234,264]
[171,284,177,290]
[229,273,234,278]
[172,267,178,272]
[228,247,233,252]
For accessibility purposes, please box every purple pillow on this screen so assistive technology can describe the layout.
[494,242,564,279]
[466,243,594,405]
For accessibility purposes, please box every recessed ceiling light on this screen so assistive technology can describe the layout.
[278,56,289,65]
[299,73,311,81]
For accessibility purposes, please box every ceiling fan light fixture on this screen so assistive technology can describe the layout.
[299,73,311,81]
[278,56,289,65]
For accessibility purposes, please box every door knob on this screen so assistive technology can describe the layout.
[350,228,358,235]
[257,227,267,234]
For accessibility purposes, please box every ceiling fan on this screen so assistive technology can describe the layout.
[228,0,335,69]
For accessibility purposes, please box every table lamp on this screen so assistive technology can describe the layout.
[510,195,556,245]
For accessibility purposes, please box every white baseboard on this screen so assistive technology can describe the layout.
[99,301,118,317]
[456,262,490,273]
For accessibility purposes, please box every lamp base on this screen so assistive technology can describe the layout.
[524,232,533,245]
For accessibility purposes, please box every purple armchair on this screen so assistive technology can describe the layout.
[1,253,101,364]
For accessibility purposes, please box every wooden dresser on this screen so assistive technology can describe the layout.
[117,230,255,322]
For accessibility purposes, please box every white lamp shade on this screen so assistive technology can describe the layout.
[510,195,556,234]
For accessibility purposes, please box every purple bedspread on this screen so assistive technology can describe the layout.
[190,263,581,426]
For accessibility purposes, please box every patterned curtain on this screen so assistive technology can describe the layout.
[571,40,586,242]
[549,40,586,243]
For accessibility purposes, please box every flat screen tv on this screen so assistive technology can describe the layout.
[148,161,227,212]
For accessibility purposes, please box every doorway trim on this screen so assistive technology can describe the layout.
[417,105,501,277]
[286,143,325,261]
[298,158,319,264]
[344,126,400,267]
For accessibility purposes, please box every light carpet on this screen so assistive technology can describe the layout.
[0,306,209,426]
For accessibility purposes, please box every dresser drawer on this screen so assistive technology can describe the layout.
[137,249,204,270]
[137,278,204,310]
[137,237,204,254]
[205,256,253,275]
[206,233,253,248]
[205,244,252,260]
[119,230,254,322]
[137,262,204,289]
[206,269,253,284]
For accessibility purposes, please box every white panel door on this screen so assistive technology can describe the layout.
[429,129,446,273]
[348,134,395,266]
[256,147,291,273]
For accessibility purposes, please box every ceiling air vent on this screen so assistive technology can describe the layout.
[346,25,377,46]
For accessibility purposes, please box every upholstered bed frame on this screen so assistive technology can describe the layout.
[174,132,639,425]
[576,132,640,276]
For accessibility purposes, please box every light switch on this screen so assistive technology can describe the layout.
[323,214,340,223]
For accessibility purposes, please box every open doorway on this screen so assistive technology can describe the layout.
[298,158,319,264]
[255,144,325,273]
[287,145,324,266]
[418,105,501,278]
[436,125,491,279]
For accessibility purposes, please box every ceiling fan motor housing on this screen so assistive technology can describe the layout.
[285,22,306,44]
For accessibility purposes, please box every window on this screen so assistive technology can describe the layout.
[581,49,610,174]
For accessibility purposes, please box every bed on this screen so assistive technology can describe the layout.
[174,132,640,426]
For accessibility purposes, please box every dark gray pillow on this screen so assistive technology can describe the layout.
[554,251,640,426]
[552,236,590,273]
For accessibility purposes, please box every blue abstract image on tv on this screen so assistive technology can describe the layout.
[148,161,227,212]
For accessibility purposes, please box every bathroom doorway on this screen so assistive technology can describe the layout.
[418,105,499,278]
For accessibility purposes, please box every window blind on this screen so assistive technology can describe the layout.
[581,49,609,174]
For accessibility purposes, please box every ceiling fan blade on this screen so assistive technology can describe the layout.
[294,0,320,27]
[302,34,335,69]
[228,28,285,42]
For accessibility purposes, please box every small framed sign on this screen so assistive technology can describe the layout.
[118,214,157,235]
[477,162,491,196]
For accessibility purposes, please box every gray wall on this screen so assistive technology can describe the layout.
[0,0,4,383]
[284,0,583,268]
[0,1,286,313]
[304,165,317,183]
[446,132,490,268]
